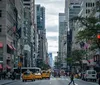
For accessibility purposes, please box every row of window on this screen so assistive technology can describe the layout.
[86,9,90,14]
[86,3,95,7]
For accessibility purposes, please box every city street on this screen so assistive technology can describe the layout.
[2,77,98,85]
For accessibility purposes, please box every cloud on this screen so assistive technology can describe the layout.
[46,25,58,32]
[46,15,58,27]
[36,0,65,5]
[47,36,57,41]
[48,40,58,51]
[35,0,65,54]
[46,32,58,37]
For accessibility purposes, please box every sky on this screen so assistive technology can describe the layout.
[35,0,65,58]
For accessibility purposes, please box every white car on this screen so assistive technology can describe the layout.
[84,70,97,81]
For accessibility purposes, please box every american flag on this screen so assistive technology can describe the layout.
[13,26,16,33]
[83,43,90,49]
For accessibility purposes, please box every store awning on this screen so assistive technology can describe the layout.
[6,65,11,69]
[0,64,3,69]
[0,42,3,48]
[7,44,13,50]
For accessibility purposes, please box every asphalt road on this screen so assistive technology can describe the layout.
[5,77,98,85]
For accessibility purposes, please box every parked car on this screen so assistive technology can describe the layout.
[22,70,35,82]
[84,70,97,81]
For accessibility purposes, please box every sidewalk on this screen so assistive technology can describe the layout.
[0,80,19,85]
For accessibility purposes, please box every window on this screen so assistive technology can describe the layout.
[88,9,90,13]
[73,6,80,8]
[0,10,2,17]
[24,3,30,6]
[0,25,2,32]
[86,9,88,13]
[88,3,91,7]
[93,3,94,6]
[86,3,87,7]
[92,71,96,74]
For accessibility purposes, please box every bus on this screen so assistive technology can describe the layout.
[13,67,41,73]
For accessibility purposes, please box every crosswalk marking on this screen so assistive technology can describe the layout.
[50,78,78,85]
[50,77,98,85]
[50,77,69,80]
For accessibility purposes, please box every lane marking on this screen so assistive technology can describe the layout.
[25,82,28,84]
[50,82,51,84]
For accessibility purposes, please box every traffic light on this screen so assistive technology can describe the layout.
[97,34,100,39]
[97,34,100,48]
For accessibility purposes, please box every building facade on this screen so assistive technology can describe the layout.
[35,4,47,68]
[0,0,23,70]
[72,0,97,71]
[23,0,36,67]
[58,13,67,68]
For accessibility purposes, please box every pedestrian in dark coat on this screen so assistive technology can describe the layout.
[3,71,6,79]
[68,72,75,85]
[12,71,16,80]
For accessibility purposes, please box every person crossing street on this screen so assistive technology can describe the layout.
[68,72,75,85]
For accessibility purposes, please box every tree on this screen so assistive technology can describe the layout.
[66,49,85,71]
[71,17,100,49]
[72,49,85,65]
[38,61,50,70]
[54,61,61,69]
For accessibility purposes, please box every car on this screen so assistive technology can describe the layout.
[42,70,50,79]
[22,70,35,82]
[84,70,97,81]
[34,72,42,79]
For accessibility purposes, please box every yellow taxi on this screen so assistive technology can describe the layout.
[42,70,50,79]
[46,71,51,79]
[22,70,35,82]
[42,70,47,79]
[34,72,42,80]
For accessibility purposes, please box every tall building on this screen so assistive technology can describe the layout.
[65,0,82,59]
[0,0,23,70]
[72,0,97,71]
[48,53,53,68]
[69,2,82,50]
[23,0,36,67]
[15,0,24,67]
[58,13,67,68]
[36,5,45,30]
[35,4,47,68]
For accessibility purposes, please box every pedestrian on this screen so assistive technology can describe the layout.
[97,72,100,85]
[11,71,16,80]
[68,72,75,85]
[3,71,6,79]
[7,71,11,79]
